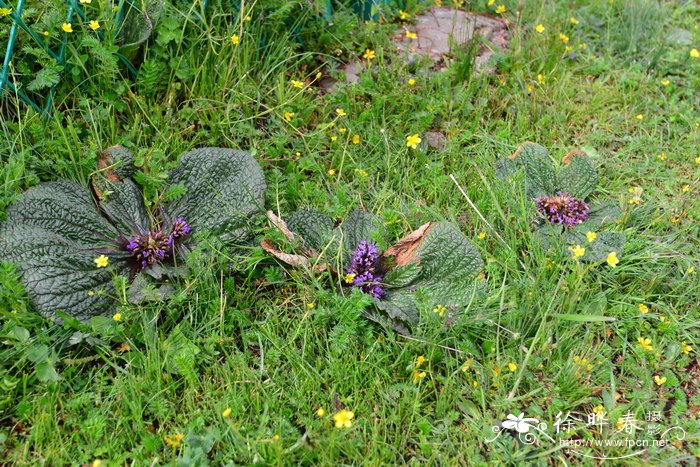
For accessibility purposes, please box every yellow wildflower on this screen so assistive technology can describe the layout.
[559,33,569,44]
[355,168,369,177]
[62,23,73,33]
[112,313,122,321]
[335,108,346,116]
[653,375,666,386]
[231,34,240,45]
[332,409,354,428]
[399,10,410,20]
[690,48,699,58]
[593,405,605,416]
[330,135,338,142]
[681,185,690,193]
[222,408,232,417]
[570,17,580,25]
[657,152,667,160]
[94,255,109,268]
[477,232,486,239]
[80,0,92,3]
[408,78,416,86]
[291,80,304,88]
[352,134,360,144]
[306,303,315,309]
[415,355,427,367]
[487,0,495,5]
[283,111,294,122]
[412,370,427,383]
[362,49,376,60]
[535,24,545,33]
[92,461,102,467]
[0,7,12,16]
[637,337,653,351]
[507,362,517,372]
[537,73,545,84]
[461,358,474,372]
[316,407,325,417]
[327,168,336,176]
[638,304,649,314]
[405,30,417,39]
[164,433,184,447]
[661,79,670,87]
[495,5,506,14]
[406,133,422,149]
[688,267,695,274]
[586,231,597,242]
[88,20,100,30]
[635,113,644,120]
[344,273,356,284]
[681,341,692,354]
[568,245,585,257]
[433,304,447,317]
[87,290,95,297]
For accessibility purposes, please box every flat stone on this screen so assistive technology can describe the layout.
[394,7,509,71]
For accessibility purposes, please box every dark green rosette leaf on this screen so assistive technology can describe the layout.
[338,210,383,263]
[566,231,626,261]
[286,208,335,252]
[165,148,267,244]
[580,202,621,230]
[118,1,164,62]
[499,142,558,198]
[558,150,599,199]
[0,180,126,319]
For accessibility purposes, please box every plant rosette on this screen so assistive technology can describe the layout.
[262,209,485,334]
[0,146,266,321]
[496,142,625,261]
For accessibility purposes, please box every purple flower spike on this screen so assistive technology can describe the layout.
[123,218,192,272]
[171,218,191,239]
[347,240,386,299]
[534,192,589,228]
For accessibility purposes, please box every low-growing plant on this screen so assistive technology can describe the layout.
[0,146,266,321]
[496,141,625,260]
[263,209,485,334]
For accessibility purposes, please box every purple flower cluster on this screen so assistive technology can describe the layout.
[347,240,386,299]
[534,192,589,228]
[125,218,191,271]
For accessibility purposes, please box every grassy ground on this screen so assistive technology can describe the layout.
[1,0,699,464]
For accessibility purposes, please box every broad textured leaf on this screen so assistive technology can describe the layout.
[339,209,384,262]
[0,224,122,320]
[165,148,266,244]
[369,291,416,336]
[3,180,118,245]
[286,208,335,252]
[579,202,621,229]
[99,179,150,234]
[558,150,598,199]
[118,1,164,62]
[504,142,558,198]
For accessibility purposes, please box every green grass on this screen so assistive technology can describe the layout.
[1,0,699,464]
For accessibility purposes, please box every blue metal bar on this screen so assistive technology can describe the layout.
[0,0,26,89]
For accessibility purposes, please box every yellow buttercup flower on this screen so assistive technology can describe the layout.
[695,156,700,165]
[635,113,644,120]
[568,245,585,257]
[661,79,670,87]
[399,10,410,20]
[87,290,95,297]
[291,80,304,89]
[569,17,579,25]
[355,168,369,177]
[112,313,122,321]
[638,304,649,314]
[537,74,545,84]
[657,152,667,160]
[79,0,92,3]
[0,7,12,16]
[344,273,356,284]
[222,408,232,417]
[681,341,692,354]
[681,185,690,193]
[231,34,240,45]
[406,133,422,149]
[94,255,109,268]
[405,30,417,39]
[283,111,294,122]
[535,24,544,33]
[586,231,597,242]
[408,78,416,86]
[690,48,699,58]
[495,5,506,14]
[88,20,100,30]
[415,355,427,367]
[327,168,336,176]
[335,108,346,116]
[507,362,517,372]
[62,23,73,33]
[432,304,447,317]
[412,370,427,383]
[637,337,653,351]
[477,232,486,239]
[164,433,184,447]
[558,33,569,44]
[332,409,354,428]
[362,49,376,60]
[653,375,666,386]
[316,407,325,417]
[352,134,360,144]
